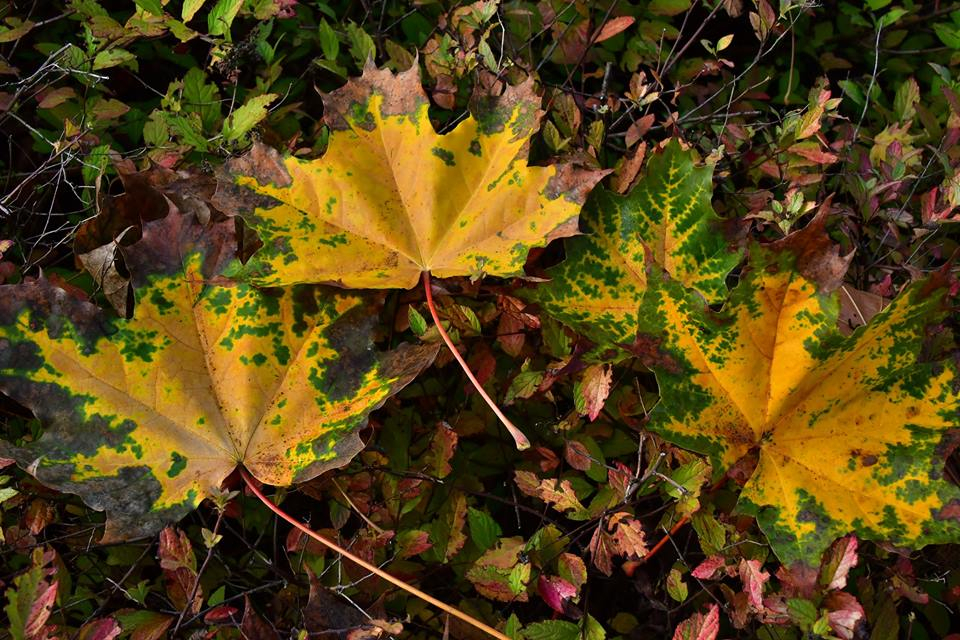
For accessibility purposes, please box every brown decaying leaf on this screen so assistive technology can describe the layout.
[767,196,853,292]
[303,566,398,638]
[241,596,279,640]
[838,286,887,336]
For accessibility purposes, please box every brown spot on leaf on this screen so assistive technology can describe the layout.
[321,61,428,131]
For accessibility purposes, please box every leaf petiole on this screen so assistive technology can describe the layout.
[422,271,530,450]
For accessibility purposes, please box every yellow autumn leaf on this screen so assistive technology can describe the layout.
[0,210,437,541]
[637,212,960,564]
[213,63,606,289]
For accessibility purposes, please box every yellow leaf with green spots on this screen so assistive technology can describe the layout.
[533,140,741,348]
[212,63,606,289]
[637,217,960,565]
[0,211,437,542]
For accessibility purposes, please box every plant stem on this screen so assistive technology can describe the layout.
[421,271,530,450]
[239,467,511,640]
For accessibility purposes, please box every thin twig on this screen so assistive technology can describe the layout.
[239,468,511,640]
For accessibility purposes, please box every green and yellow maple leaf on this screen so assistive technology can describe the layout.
[212,63,605,289]
[533,140,741,348]
[637,214,960,564]
[0,211,437,541]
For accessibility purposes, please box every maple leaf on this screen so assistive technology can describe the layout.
[0,210,437,541]
[636,209,960,564]
[213,63,605,290]
[533,140,742,348]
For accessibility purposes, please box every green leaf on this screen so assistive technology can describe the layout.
[182,67,221,132]
[182,0,207,21]
[92,48,136,71]
[524,620,581,640]
[467,507,503,551]
[207,0,243,37]
[533,140,741,349]
[134,0,164,16]
[222,93,277,142]
[648,0,692,16]
[346,22,375,67]
[317,19,340,61]
[407,305,427,336]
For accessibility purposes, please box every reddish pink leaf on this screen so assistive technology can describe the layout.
[574,364,612,421]
[672,604,720,640]
[738,558,770,611]
[691,555,726,580]
[158,526,201,614]
[538,575,579,614]
[203,605,239,624]
[824,592,866,640]
[556,553,588,588]
[24,579,58,640]
[819,535,858,590]
[77,618,121,640]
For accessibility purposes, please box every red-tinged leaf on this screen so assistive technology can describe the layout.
[824,592,866,640]
[672,604,720,640]
[776,563,818,599]
[574,364,612,421]
[691,555,726,580]
[158,526,200,614]
[114,610,173,640]
[77,618,121,640]
[24,499,56,536]
[496,311,526,357]
[609,512,648,559]
[241,596,279,640]
[465,537,530,602]
[556,553,588,589]
[788,142,838,164]
[395,529,433,559]
[739,558,770,611]
[564,440,593,471]
[203,605,239,624]
[588,526,615,576]
[538,575,579,614]
[5,548,58,640]
[819,535,858,591]
[433,490,468,561]
[514,471,589,519]
[607,461,634,498]
[425,422,458,479]
[592,16,635,42]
